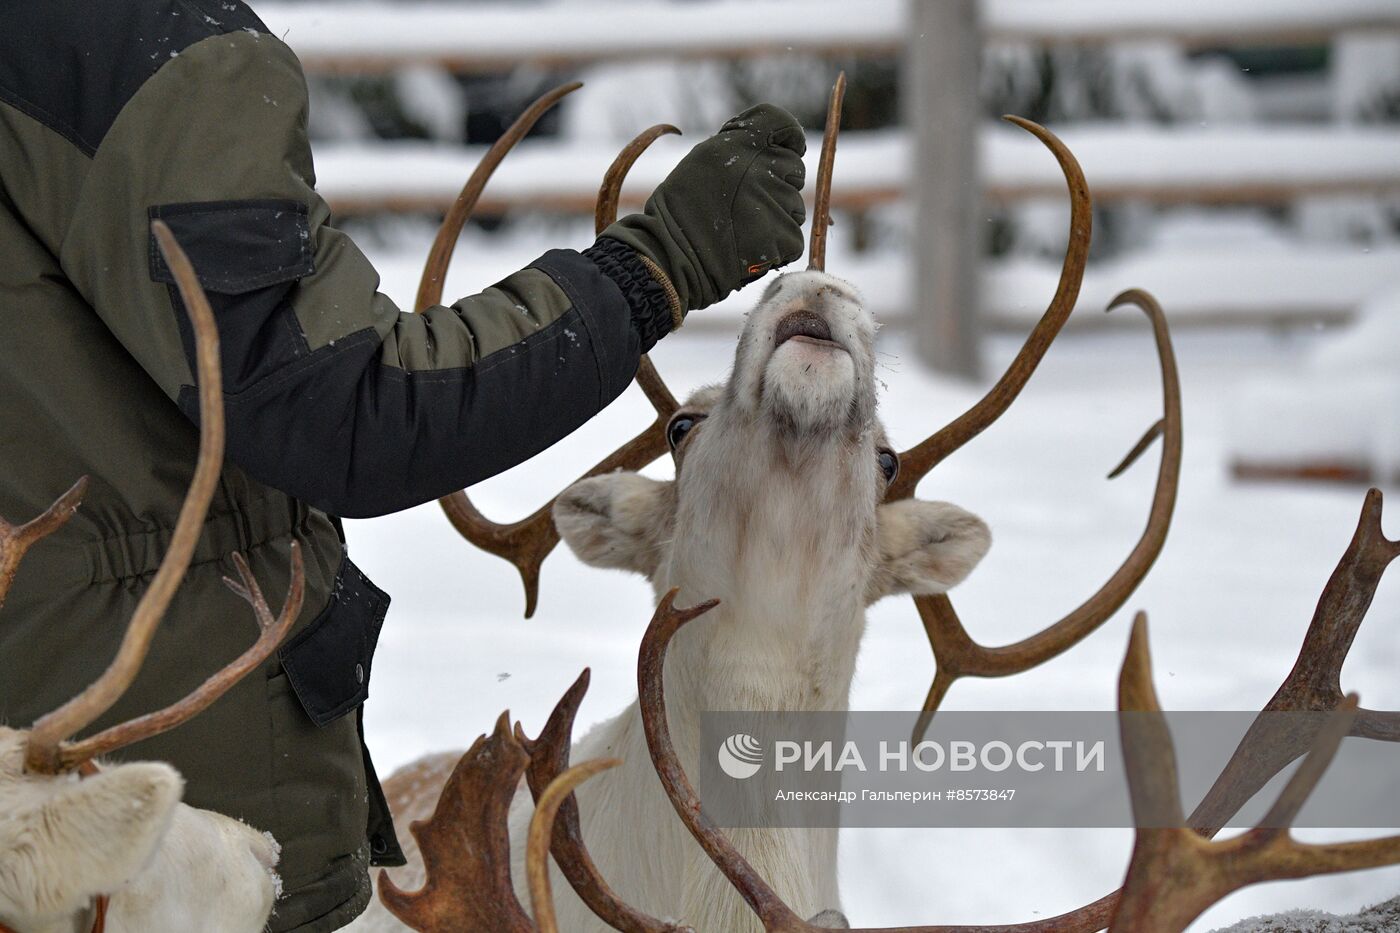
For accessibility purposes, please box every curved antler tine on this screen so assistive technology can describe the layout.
[1271,487,1400,711]
[596,123,681,235]
[911,288,1181,742]
[1118,614,1185,829]
[1112,689,1400,932]
[1025,488,1400,933]
[416,81,582,312]
[637,593,1128,933]
[636,590,813,932]
[0,476,87,612]
[438,384,676,619]
[431,117,683,618]
[438,492,557,620]
[807,71,846,272]
[516,670,688,932]
[60,543,305,768]
[887,117,1092,502]
[526,757,624,933]
[25,222,224,774]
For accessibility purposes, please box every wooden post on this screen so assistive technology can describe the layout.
[906,0,982,378]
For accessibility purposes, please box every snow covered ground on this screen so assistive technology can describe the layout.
[343,246,1400,929]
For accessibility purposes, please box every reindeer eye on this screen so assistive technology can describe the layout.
[878,449,899,484]
[668,415,700,450]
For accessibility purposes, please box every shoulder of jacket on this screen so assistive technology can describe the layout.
[0,0,276,157]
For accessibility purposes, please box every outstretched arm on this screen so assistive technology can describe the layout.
[57,26,803,519]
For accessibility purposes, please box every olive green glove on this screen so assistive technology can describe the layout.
[602,103,807,314]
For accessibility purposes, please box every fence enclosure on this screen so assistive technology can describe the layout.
[257,0,1400,376]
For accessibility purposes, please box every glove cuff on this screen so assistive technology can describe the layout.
[584,237,682,353]
[633,253,685,332]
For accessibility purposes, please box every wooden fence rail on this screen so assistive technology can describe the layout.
[256,0,1400,375]
[256,1,1400,73]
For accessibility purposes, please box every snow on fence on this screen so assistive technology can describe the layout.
[316,126,1400,215]
[258,0,1400,374]
[255,0,1400,72]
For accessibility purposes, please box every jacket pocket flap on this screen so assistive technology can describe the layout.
[148,199,314,294]
[279,557,389,727]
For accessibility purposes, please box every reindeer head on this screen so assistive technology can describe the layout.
[554,76,989,612]
[0,727,280,932]
[553,264,990,611]
[0,225,299,933]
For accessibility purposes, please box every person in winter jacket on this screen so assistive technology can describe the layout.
[0,1,806,928]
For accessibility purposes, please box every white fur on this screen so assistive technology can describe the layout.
[0,727,280,933]
[356,271,990,932]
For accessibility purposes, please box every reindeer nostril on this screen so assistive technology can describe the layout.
[774,309,833,347]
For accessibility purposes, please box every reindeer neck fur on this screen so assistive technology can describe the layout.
[491,271,896,933]
[658,270,882,719]
[660,401,880,716]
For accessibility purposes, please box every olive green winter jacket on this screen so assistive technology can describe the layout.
[0,2,676,929]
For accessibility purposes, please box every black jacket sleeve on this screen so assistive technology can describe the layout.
[56,14,676,517]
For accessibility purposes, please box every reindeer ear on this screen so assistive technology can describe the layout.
[554,474,675,577]
[0,762,182,920]
[867,500,991,604]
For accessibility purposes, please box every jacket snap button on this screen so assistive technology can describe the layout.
[355,663,365,685]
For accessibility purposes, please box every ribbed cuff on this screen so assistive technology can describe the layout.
[584,237,681,354]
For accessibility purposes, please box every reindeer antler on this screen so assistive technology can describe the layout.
[419,83,683,618]
[1110,615,1400,933]
[381,691,682,933]
[380,712,535,932]
[0,477,87,613]
[525,757,624,933]
[23,221,302,775]
[637,582,1400,933]
[516,670,692,933]
[416,82,582,313]
[886,117,1093,500]
[807,71,845,272]
[892,123,1183,740]
[1032,487,1400,931]
[638,590,1138,933]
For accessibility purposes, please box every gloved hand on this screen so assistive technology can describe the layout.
[601,103,807,314]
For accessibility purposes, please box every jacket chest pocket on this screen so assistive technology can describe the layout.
[280,555,388,725]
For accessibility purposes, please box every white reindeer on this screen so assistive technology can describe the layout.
[358,268,990,933]
[352,76,988,932]
[528,269,988,932]
[0,727,281,933]
[0,223,296,933]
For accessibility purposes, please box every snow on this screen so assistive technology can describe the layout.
[255,1,1400,68]
[987,241,1400,327]
[983,124,1400,194]
[1211,895,1400,931]
[1227,289,1400,479]
[311,126,1400,210]
[344,242,1400,929]
[985,0,1400,43]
